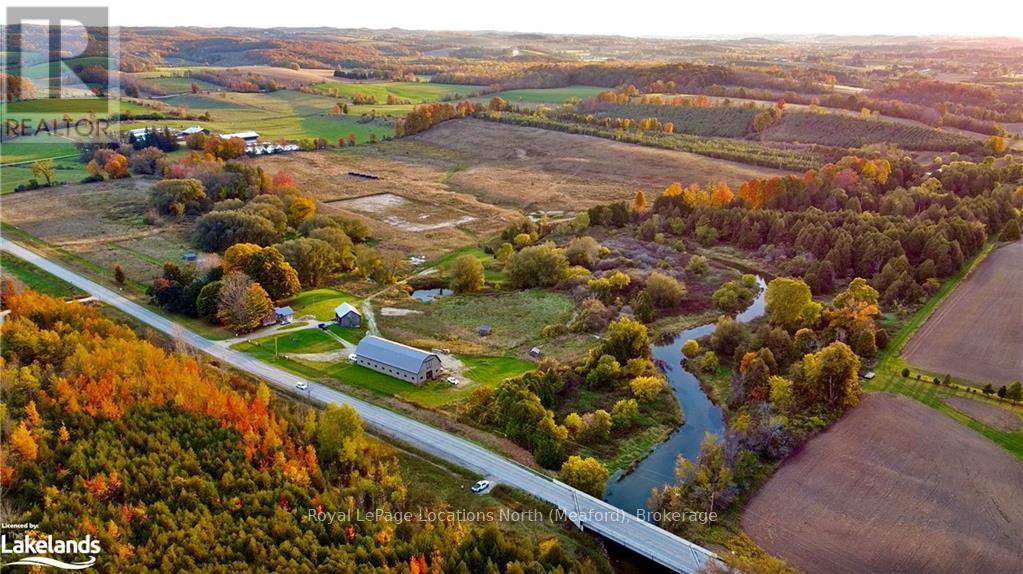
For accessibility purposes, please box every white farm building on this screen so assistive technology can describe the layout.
[353,336,442,384]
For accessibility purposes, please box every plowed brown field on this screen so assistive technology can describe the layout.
[742,393,1023,574]
[903,240,1023,385]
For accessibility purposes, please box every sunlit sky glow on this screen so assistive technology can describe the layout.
[3,0,1022,38]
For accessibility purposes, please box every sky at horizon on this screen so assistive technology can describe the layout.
[3,0,1022,38]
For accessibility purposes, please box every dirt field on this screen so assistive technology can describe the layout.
[943,396,1022,431]
[248,150,520,256]
[903,241,1023,385]
[404,118,791,211]
[0,179,192,284]
[742,393,1023,574]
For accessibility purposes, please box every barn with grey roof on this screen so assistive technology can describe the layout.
[353,336,442,384]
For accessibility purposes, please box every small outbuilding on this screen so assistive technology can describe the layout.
[529,346,542,359]
[220,131,260,144]
[479,324,492,337]
[353,336,442,384]
[334,302,362,328]
[274,306,295,324]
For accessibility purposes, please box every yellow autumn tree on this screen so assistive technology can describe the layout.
[25,400,42,427]
[10,421,38,461]
[663,182,683,197]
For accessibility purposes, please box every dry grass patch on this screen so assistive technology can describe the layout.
[247,150,519,256]
[406,118,793,211]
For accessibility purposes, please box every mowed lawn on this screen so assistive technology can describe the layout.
[459,355,534,385]
[284,288,361,321]
[236,328,344,355]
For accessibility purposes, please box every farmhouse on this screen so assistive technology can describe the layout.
[334,302,362,327]
[274,306,295,324]
[354,336,443,384]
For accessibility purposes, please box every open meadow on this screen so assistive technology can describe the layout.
[0,178,189,288]
[402,118,792,211]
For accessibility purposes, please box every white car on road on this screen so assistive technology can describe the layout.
[471,480,491,493]
[295,381,308,391]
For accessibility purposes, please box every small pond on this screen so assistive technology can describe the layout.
[411,288,452,301]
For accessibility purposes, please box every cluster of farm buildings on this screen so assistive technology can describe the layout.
[126,126,299,156]
[269,301,447,385]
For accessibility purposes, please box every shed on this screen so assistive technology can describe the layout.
[220,131,260,143]
[479,324,492,337]
[177,125,208,139]
[529,346,542,358]
[353,336,442,384]
[274,306,295,324]
[334,302,362,328]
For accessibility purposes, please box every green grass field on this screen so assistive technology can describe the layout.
[1,136,79,164]
[326,323,366,344]
[379,289,575,355]
[459,355,534,385]
[426,246,505,282]
[1,158,88,194]
[475,86,606,105]
[284,288,361,321]
[0,254,85,298]
[310,81,484,104]
[123,90,398,143]
[243,328,344,354]
[137,76,221,93]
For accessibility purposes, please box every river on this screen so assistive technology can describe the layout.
[603,276,767,515]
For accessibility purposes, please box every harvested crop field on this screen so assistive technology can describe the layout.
[742,393,1023,574]
[903,241,1023,385]
[943,396,1022,431]
[405,118,792,211]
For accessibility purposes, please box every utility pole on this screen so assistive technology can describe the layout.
[275,336,278,359]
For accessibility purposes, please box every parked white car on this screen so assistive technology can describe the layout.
[446,376,459,385]
[348,353,358,362]
[471,480,491,493]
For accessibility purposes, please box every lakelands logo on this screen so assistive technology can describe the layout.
[0,533,101,570]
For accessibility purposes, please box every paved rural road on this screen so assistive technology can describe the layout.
[0,239,717,574]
